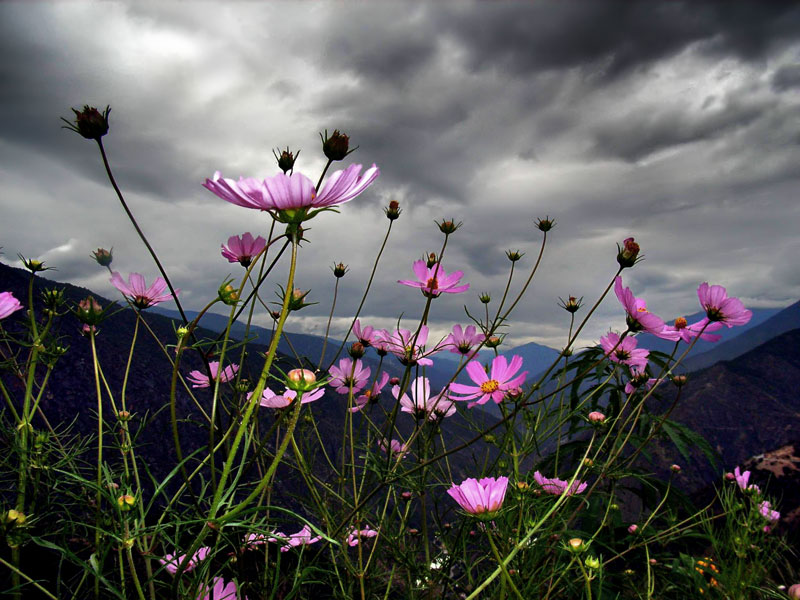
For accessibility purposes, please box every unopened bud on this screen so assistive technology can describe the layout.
[670,464,682,474]
[384,200,401,220]
[505,249,524,262]
[617,237,641,268]
[401,491,413,501]
[585,556,600,570]
[117,494,136,511]
[389,377,400,386]
[484,336,502,348]
[426,253,437,269]
[559,295,583,314]
[218,282,240,306]
[332,262,348,278]
[588,411,606,424]
[535,216,555,232]
[348,342,365,359]
[5,509,26,525]
[516,481,529,492]
[672,374,688,387]
[320,129,352,161]
[76,296,104,326]
[436,218,462,235]
[273,146,299,173]
[479,293,491,304]
[117,410,131,422]
[91,248,113,267]
[628,524,638,534]
[63,105,111,140]
[567,538,587,554]
[286,368,317,392]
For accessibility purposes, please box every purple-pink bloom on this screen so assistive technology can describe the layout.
[398,260,470,298]
[346,527,379,547]
[0,292,22,320]
[733,466,760,494]
[110,272,178,310]
[352,318,379,347]
[447,476,509,515]
[381,325,440,367]
[203,163,379,211]
[221,232,267,267]
[661,316,723,343]
[328,358,370,395]
[623,365,659,395]
[378,437,410,459]
[350,371,390,412]
[614,277,674,338]
[253,386,324,409]
[268,525,322,552]
[394,377,455,422]
[449,355,528,408]
[697,283,753,328]
[196,577,243,600]
[186,361,239,388]
[159,546,210,575]
[533,471,588,496]
[759,500,780,523]
[599,331,649,369]
[446,324,486,356]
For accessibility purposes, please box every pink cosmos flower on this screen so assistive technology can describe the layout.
[697,283,753,327]
[378,437,410,459]
[196,577,243,600]
[446,324,486,356]
[350,371,390,412]
[733,466,761,494]
[252,386,325,409]
[221,232,267,267]
[346,527,379,546]
[661,316,723,343]
[533,471,588,496]
[203,163,379,211]
[759,500,780,523]
[623,365,659,395]
[186,361,239,388]
[447,476,509,515]
[394,377,455,422]
[381,325,441,367]
[159,546,210,575]
[0,292,22,320]
[398,260,470,298]
[449,355,528,408]
[614,277,674,338]
[353,319,379,347]
[599,331,649,369]
[328,358,370,395]
[268,525,323,552]
[110,272,179,310]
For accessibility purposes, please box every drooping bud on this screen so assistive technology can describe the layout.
[332,262,348,278]
[535,216,555,232]
[62,105,111,140]
[320,129,354,161]
[91,248,113,267]
[559,295,583,314]
[616,237,641,269]
[436,218,462,235]
[273,146,299,173]
[384,199,401,220]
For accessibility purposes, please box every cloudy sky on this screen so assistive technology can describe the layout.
[1,1,798,350]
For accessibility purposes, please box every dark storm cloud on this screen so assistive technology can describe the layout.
[772,63,800,91]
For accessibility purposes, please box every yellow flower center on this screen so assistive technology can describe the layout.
[674,317,687,329]
[426,277,439,289]
[480,380,500,394]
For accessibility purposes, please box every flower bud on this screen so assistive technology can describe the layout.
[91,248,113,267]
[320,129,352,161]
[484,336,502,348]
[332,262,348,278]
[516,481,529,492]
[218,281,240,306]
[505,249,524,262]
[670,464,682,474]
[561,347,573,357]
[117,410,131,422]
[273,146,299,173]
[672,374,688,387]
[583,458,594,467]
[649,558,657,566]
[177,326,190,339]
[425,252,437,269]
[535,216,555,232]
[436,218,462,235]
[286,368,317,392]
[627,524,638,535]
[788,584,800,599]
[567,537,587,554]
[588,411,606,424]
[401,491,413,501]
[725,472,735,481]
[559,295,583,314]
[5,509,26,525]
[408,528,419,536]
[117,494,136,511]
[389,377,400,386]
[63,105,110,140]
[479,293,491,304]
[384,200,401,220]
[616,237,641,268]
[76,296,104,326]
[585,556,600,570]
[348,342,365,359]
